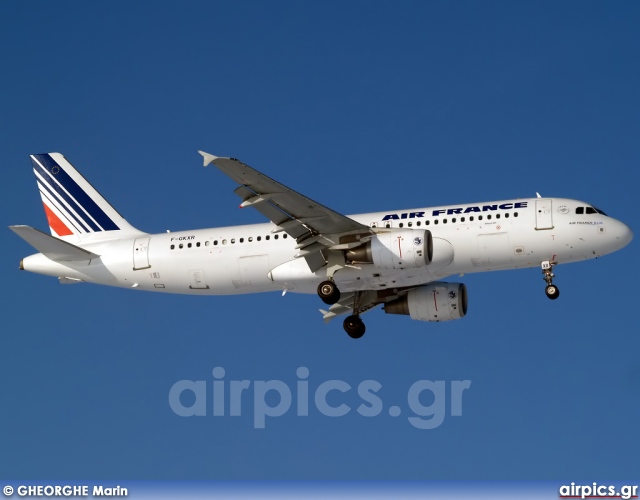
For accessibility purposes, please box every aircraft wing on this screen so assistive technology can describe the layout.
[199,151,372,272]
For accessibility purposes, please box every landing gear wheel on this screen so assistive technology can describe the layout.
[318,280,341,305]
[343,315,366,339]
[545,284,560,300]
[541,260,560,300]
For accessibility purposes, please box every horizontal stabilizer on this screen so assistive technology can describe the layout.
[9,225,100,261]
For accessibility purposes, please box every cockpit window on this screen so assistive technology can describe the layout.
[577,205,607,216]
[592,206,607,216]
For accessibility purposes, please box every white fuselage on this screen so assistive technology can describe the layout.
[21,197,633,295]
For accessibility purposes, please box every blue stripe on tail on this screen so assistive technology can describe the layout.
[37,179,92,233]
[31,154,120,231]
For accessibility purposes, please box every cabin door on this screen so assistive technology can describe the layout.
[535,199,554,230]
[133,237,151,270]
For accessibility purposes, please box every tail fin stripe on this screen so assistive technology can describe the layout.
[36,176,92,233]
[32,157,101,231]
[38,182,88,234]
[32,156,103,231]
[33,155,113,231]
[42,202,74,237]
[31,154,120,231]
[35,171,96,232]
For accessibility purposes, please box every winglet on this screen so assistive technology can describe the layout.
[198,151,218,167]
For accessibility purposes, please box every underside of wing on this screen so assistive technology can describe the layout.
[319,287,411,322]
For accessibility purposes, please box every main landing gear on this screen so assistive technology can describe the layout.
[317,280,340,305]
[343,315,366,339]
[317,281,366,339]
[541,260,560,300]
[343,290,366,339]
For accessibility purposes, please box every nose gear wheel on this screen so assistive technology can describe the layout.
[541,261,560,300]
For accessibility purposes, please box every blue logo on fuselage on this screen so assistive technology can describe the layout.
[381,202,528,221]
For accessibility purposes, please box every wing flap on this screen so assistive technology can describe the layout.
[303,251,327,273]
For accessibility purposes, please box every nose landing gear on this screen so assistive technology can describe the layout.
[542,260,560,300]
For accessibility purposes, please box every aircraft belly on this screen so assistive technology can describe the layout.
[473,232,512,268]
[236,254,274,291]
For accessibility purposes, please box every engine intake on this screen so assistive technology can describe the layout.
[384,283,467,322]
[345,229,433,270]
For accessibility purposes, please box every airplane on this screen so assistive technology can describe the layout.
[10,152,633,338]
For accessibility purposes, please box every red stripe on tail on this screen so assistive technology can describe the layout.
[43,203,73,236]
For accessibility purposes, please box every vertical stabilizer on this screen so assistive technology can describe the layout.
[30,153,143,240]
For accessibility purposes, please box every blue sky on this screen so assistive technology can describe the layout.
[1,1,639,480]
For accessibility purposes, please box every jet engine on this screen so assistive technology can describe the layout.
[383,283,467,322]
[345,229,433,270]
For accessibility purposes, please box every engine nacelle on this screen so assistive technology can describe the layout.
[384,283,468,322]
[345,229,433,270]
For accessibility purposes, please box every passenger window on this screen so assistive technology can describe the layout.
[222,239,227,245]
[461,217,465,222]
[170,244,175,250]
[266,235,270,240]
[385,223,391,228]
[443,219,447,224]
[274,235,279,240]
[452,218,456,223]
[196,242,200,247]
[470,216,474,221]
[426,220,430,226]
[214,240,218,245]
[434,220,439,225]
[478,215,483,221]
[205,241,210,246]
[416,221,421,226]
[514,212,519,217]
[257,236,261,241]
[248,237,253,242]
[188,243,192,248]
[283,234,288,239]
[179,244,183,249]
[487,215,492,220]
[505,213,509,218]
[496,214,500,219]
[231,238,235,244]
[408,222,412,227]
[239,238,244,243]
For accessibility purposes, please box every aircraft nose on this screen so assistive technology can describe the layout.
[614,220,633,249]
